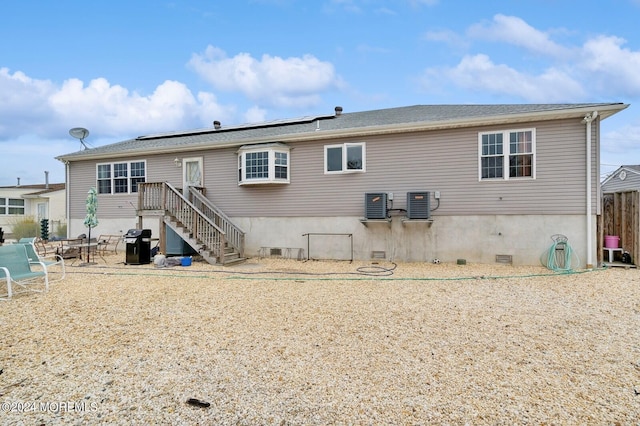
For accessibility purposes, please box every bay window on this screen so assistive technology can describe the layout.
[238,143,290,185]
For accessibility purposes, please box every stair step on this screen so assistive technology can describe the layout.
[222,257,248,266]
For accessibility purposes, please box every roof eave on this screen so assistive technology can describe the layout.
[56,103,629,162]
[23,194,52,199]
[276,102,630,142]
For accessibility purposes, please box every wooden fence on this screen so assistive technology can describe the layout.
[599,190,639,264]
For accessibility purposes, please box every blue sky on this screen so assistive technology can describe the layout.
[1,0,639,186]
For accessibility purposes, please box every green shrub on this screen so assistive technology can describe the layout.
[9,216,38,241]
[55,222,67,238]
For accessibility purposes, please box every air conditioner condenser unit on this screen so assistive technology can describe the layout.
[406,191,431,219]
[364,193,388,219]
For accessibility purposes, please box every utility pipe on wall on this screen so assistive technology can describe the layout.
[582,111,598,269]
[64,161,70,238]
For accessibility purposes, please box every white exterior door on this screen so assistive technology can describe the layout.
[37,202,48,222]
[183,157,203,193]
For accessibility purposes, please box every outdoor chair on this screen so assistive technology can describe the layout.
[16,241,65,282]
[0,244,49,299]
[33,238,51,256]
[77,237,104,264]
[17,237,52,256]
[97,234,123,255]
[55,238,83,260]
[55,236,105,265]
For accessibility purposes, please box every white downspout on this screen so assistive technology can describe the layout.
[582,111,598,269]
[64,161,70,238]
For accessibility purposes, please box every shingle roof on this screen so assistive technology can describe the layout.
[56,103,628,162]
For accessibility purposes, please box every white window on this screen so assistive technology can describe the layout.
[479,129,535,180]
[0,198,25,215]
[238,143,290,185]
[325,142,365,173]
[97,160,146,194]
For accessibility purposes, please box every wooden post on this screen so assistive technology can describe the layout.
[160,216,167,255]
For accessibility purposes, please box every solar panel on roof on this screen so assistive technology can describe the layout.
[136,114,335,140]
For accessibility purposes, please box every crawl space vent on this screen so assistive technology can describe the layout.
[371,251,386,260]
[270,248,283,257]
[495,254,513,264]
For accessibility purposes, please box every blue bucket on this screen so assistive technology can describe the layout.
[181,256,192,266]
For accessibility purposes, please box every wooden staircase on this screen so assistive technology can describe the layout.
[163,216,244,265]
[138,182,246,266]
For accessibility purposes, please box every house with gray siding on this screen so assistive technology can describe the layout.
[56,103,629,267]
[601,165,640,193]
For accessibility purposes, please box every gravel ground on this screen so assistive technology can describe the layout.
[1,255,639,425]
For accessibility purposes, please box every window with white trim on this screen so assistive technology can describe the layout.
[97,160,146,194]
[238,143,290,185]
[0,198,25,215]
[325,142,365,173]
[479,129,535,180]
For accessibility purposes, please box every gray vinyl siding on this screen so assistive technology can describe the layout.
[205,117,594,217]
[602,170,640,193]
[68,162,97,220]
[68,117,596,220]
[68,154,183,219]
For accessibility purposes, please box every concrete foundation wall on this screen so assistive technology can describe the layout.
[72,215,594,267]
[234,215,593,267]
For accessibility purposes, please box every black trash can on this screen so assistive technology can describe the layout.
[124,229,152,264]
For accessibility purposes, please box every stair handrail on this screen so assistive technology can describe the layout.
[163,182,227,263]
[187,187,245,257]
[163,182,224,232]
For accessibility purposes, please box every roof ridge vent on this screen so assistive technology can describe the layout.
[335,106,343,116]
[213,120,221,130]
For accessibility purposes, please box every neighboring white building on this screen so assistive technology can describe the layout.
[0,181,66,238]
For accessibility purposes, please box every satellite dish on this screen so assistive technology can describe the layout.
[69,127,90,150]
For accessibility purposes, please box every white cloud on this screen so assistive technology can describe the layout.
[187,46,342,109]
[421,15,640,102]
[579,35,640,96]
[0,68,233,142]
[602,122,640,155]
[195,91,235,128]
[49,78,208,135]
[0,45,345,148]
[0,68,57,138]
[244,106,268,123]
[423,54,585,102]
[468,14,571,59]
